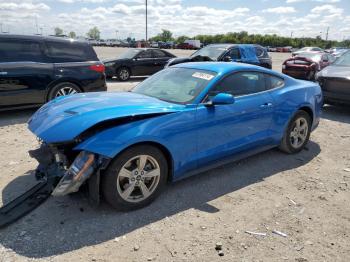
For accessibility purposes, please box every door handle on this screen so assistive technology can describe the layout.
[260,102,273,108]
[0,71,8,75]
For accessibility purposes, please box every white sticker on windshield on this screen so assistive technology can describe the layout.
[192,72,214,81]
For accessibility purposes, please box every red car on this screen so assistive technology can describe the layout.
[176,43,197,50]
[282,52,335,80]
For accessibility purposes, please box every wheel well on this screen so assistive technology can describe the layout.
[46,81,82,101]
[299,106,313,125]
[114,141,174,182]
[117,66,131,74]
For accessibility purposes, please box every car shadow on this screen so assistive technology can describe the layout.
[0,108,36,127]
[0,142,320,258]
[322,104,350,124]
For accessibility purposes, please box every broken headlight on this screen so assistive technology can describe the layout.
[52,151,96,196]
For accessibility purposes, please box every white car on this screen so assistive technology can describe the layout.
[293,47,323,56]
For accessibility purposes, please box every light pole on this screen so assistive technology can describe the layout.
[35,16,39,35]
[146,0,148,41]
[115,30,119,40]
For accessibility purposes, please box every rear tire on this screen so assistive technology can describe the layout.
[117,67,131,81]
[102,145,168,211]
[48,82,81,101]
[279,110,311,154]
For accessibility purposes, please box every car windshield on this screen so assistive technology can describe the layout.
[191,46,227,60]
[333,51,350,66]
[132,67,217,104]
[118,49,141,59]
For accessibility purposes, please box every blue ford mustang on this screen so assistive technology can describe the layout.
[17,62,324,213]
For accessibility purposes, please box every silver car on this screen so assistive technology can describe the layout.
[293,47,323,56]
[316,51,350,105]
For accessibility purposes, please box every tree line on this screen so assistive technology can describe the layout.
[150,30,350,49]
[53,27,350,49]
[54,26,100,40]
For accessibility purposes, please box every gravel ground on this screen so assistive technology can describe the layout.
[0,47,349,262]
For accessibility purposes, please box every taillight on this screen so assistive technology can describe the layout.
[89,64,105,73]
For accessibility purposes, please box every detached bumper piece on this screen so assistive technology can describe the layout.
[0,177,54,228]
[0,143,107,228]
[0,145,57,228]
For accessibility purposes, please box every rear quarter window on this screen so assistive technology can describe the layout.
[266,74,284,89]
[45,41,98,62]
[255,47,268,58]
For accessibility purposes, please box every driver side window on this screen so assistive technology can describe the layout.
[208,72,266,98]
[227,48,241,60]
[137,50,152,59]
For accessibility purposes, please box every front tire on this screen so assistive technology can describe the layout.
[48,82,81,101]
[102,145,168,211]
[279,110,311,154]
[307,70,316,81]
[117,67,131,81]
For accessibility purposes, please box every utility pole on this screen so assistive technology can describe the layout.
[145,0,148,41]
[35,16,39,35]
[290,31,293,38]
[115,30,119,40]
[326,27,329,41]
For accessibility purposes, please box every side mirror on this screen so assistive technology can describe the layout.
[223,56,232,62]
[209,93,235,106]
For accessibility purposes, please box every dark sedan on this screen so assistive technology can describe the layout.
[103,48,176,81]
[0,34,106,111]
[282,52,335,80]
[316,51,350,105]
[166,44,272,69]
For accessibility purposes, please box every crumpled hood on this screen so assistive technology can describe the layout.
[318,65,350,78]
[28,92,184,143]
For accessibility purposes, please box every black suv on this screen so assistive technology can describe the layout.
[166,44,272,69]
[0,34,106,111]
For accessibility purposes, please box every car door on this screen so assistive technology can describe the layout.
[195,71,275,168]
[132,50,155,76]
[0,39,53,108]
[151,49,173,74]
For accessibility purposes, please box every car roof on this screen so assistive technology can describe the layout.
[0,34,88,44]
[133,48,166,51]
[296,51,324,55]
[301,47,321,49]
[173,62,274,75]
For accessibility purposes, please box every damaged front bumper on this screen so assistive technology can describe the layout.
[0,143,110,228]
